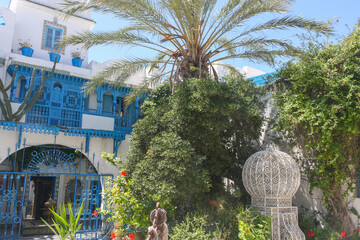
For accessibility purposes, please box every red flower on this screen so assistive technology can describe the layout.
[341,232,346,237]
[129,233,135,239]
[358,228,360,232]
[121,171,127,176]
[147,151,151,156]
[209,200,213,204]
[307,231,314,237]
[93,210,98,217]
[110,232,116,239]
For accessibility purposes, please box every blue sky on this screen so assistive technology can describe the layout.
[1,0,359,73]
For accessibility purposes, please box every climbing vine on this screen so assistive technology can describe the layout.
[274,23,360,233]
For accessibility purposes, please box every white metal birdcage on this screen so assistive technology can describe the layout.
[242,149,305,240]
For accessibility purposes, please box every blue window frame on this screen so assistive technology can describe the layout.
[44,26,63,49]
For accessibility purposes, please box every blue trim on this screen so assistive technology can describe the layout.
[0,121,127,140]
[113,139,122,156]
[248,71,278,86]
[85,136,90,153]
[17,125,23,148]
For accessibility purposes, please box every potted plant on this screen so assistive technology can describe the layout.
[71,51,83,67]
[49,50,61,63]
[18,40,34,57]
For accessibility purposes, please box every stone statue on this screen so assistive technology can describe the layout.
[146,203,168,240]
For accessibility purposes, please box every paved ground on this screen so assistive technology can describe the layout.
[21,235,58,240]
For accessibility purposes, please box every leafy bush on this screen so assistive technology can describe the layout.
[127,77,264,210]
[170,213,213,240]
[274,23,360,231]
[237,206,272,240]
[298,207,339,240]
[101,153,154,236]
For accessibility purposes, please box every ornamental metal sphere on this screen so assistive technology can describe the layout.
[242,149,301,200]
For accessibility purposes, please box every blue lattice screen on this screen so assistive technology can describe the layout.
[26,75,83,128]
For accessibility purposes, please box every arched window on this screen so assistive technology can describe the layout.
[53,82,62,89]
[102,92,113,114]
[19,78,27,100]
[15,76,26,100]
[84,96,90,110]
[52,82,62,103]
[115,96,125,117]
[84,92,98,112]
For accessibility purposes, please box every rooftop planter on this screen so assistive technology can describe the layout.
[49,52,61,63]
[71,51,83,67]
[18,40,33,57]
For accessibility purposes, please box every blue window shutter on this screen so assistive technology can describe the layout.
[102,95,113,113]
[54,29,62,48]
[44,26,63,49]
[45,27,54,48]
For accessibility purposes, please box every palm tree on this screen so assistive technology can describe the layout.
[61,0,331,94]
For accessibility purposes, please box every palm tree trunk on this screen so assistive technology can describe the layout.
[180,58,209,79]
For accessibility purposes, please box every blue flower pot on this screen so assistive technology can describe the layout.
[49,53,61,63]
[21,47,34,57]
[72,58,83,67]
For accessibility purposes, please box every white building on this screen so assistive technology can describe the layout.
[0,0,267,238]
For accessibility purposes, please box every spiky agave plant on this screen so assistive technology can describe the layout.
[61,0,332,97]
[41,201,84,240]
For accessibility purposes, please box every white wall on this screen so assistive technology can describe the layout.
[87,92,98,110]
[212,63,266,80]
[0,6,15,59]
[9,0,94,67]
[82,114,115,131]
[0,128,120,177]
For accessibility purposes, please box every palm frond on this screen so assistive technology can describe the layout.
[60,30,172,55]
[61,0,332,86]
[212,62,244,79]
[124,70,170,105]
[84,58,167,94]
[213,49,295,67]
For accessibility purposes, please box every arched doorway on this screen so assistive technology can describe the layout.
[0,145,110,238]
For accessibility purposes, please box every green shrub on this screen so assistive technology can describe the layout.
[237,206,272,240]
[298,208,339,240]
[170,213,213,240]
